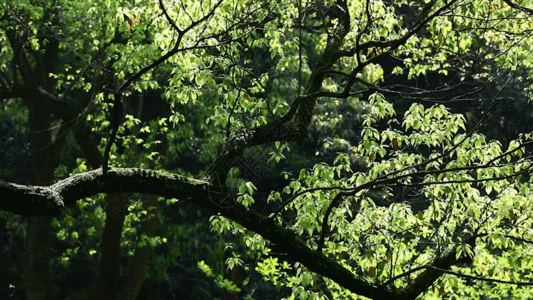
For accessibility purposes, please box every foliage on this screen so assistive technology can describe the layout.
[2,0,533,299]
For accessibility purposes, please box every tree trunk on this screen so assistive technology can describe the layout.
[121,194,158,300]
[90,193,127,299]
[25,104,54,300]
[69,121,128,300]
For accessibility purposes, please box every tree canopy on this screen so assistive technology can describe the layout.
[2,0,533,299]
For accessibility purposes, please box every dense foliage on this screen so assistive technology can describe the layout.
[2,0,533,299]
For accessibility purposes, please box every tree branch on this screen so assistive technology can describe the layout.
[502,0,533,15]
[0,167,397,299]
[205,0,352,185]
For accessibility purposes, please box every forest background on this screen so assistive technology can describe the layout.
[2,0,533,299]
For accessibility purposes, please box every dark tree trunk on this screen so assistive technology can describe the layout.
[25,104,54,300]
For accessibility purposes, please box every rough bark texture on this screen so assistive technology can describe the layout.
[0,168,390,298]
[0,164,469,299]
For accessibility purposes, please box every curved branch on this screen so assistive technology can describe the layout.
[503,0,533,15]
[205,0,352,185]
[0,167,396,299]
[388,263,533,288]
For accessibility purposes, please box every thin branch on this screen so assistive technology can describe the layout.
[103,0,226,174]
[317,191,352,252]
[381,265,427,287]
[383,263,533,288]
[275,135,533,217]
[274,186,356,217]
[426,265,533,286]
[117,0,223,95]
[502,0,533,15]
[408,166,533,187]
[159,0,182,33]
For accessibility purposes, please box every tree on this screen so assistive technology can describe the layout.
[2,0,533,299]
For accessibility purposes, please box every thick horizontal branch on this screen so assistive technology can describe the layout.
[0,168,208,216]
[0,167,400,299]
[0,180,64,216]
